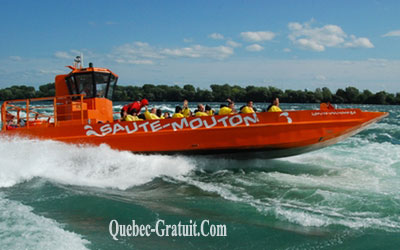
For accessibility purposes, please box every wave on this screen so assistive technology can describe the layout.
[167,136,400,232]
[0,193,89,250]
[0,136,194,189]
[285,137,400,192]
[174,174,400,232]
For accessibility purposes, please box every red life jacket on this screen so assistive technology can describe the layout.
[122,101,143,114]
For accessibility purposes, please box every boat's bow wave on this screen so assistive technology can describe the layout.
[0,136,195,189]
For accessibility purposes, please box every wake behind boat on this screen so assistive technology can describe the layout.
[0,60,388,158]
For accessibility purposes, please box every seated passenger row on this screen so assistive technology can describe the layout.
[121,98,282,121]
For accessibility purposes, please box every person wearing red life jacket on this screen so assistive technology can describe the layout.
[120,99,149,118]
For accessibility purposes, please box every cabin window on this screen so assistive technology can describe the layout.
[75,73,94,97]
[94,73,110,98]
[107,74,118,100]
[65,71,118,99]
[66,76,78,95]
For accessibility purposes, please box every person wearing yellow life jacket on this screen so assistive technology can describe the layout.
[125,115,143,121]
[267,97,282,112]
[121,109,129,121]
[205,104,214,116]
[182,100,191,117]
[156,109,165,119]
[218,105,232,115]
[144,107,161,120]
[240,101,255,114]
[124,108,143,121]
[218,98,236,115]
[195,104,208,116]
[172,106,185,118]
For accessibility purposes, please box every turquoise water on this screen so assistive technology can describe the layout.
[0,103,399,249]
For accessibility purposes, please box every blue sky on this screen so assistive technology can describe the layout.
[1,0,400,92]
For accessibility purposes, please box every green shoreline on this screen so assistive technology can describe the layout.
[1,83,399,105]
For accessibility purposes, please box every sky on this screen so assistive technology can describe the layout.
[1,0,400,93]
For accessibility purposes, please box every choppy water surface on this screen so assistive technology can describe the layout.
[0,103,399,249]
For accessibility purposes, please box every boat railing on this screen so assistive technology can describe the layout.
[1,94,86,130]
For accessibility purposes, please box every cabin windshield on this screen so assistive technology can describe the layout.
[94,73,109,98]
[75,73,94,97]
[65,71,118,99]
[107,74,117,99]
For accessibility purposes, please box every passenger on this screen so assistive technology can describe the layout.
[6,121,18,130]
[218,104,230,115]
[156,109,165,119]
[144,107,161,120]
[125,108,143,121]
[266,97,282,112]
[241,101,255,114]
[163,112,171,119]
[218,99,236,115]
[172,106,185,118]
[205,105,214,116]
[120,109,128,120]
[195,104,208,116]
[182,100,191,117]
[228,99,236,112]
[5,113,18,130]
[120,98,149,118]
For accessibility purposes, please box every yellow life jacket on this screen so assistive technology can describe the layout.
[241,106,255,114]
[206,110,214,116]
[268,105,282,112]
[218,106,233,115]
[144,110,161,120]
[182,107,191,117]
[195,111,208,117]
[125,115,143,121]
[172,113,184,119]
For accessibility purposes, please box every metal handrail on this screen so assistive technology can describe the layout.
[1,94,85,130]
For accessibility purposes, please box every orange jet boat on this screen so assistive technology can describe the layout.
[0,60,388,158]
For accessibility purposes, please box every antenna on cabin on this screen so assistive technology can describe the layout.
[74,56,81,69]
[73,53,84,69]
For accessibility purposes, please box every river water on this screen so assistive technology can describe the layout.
[0,103,399,249]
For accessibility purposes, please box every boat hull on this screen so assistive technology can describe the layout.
[1,109,387,158]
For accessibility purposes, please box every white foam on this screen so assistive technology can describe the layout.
[0,136,194,189]
[175,176,247,202]
[0,194,89,250]
[180,173,400,231]
[152,104,175,112]
[283,137,400,194]
[369,122,400,131]
[270,204,400,230]
[171,137,400,231]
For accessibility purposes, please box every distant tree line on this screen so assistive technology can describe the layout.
[1,83,400,105]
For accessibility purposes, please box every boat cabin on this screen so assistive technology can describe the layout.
[1,57,119,130]
[54,62,118,124]
[57,62,118,99]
